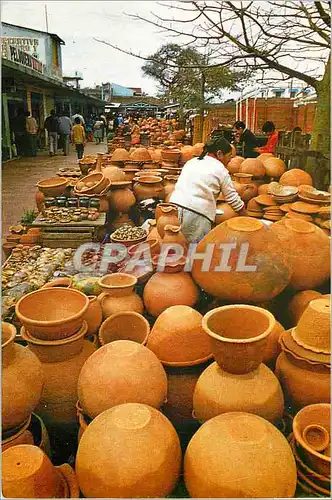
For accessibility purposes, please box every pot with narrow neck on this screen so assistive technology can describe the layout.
[98,273,143,319]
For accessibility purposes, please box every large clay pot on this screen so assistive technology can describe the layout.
[156,205,180,237]
[193,361,284,424]
[181,146,194,164]
[147,306,212,366]
[192,217,292,303]
[98,274,143,319]
[21,322,96,430]
[264,157,287,178]
[75,403,181,498]
[98,311,150,346]
[215,202,238,224]
[162,224,187,253]
[108,185,136,213]
[202,305,276,374]
[102,165,126,183]
[270,219,330,291]
[133,176,165,201]
[227,155,245,174]
[77,340,167,418]
[279,168,313,187]
[2,322,44,431]
[184,412,297,498]
[83,296,103,336]
[288,290,323,327]
[240,158,266,177]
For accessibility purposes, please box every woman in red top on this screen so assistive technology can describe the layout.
[256,121,278,155]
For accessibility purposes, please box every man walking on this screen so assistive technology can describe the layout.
[44,109,59,156]
[58,112,72,156]
[71,117,86,159]
[25,111,38,157]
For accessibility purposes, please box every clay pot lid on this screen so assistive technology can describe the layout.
[255,195,278,206]
[280,330,330,366]
[290,201,320,214]
[130,148,152,161]
[111,148,130,162]
[226,217,263,232]
[20,321,87,346]
[234,172,253,179]
[292,298,330,354]
[302,189,331,202]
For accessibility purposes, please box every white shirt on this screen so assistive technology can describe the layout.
[170,155,244,222]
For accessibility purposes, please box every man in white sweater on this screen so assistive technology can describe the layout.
[170,136,246,242]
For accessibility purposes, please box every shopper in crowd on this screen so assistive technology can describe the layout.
[170,136,246,242]
[44,109,59,156]
[25,111,38,157]
[100,113,107,141]
[123,119,131,134]
[233,120,259,158]
[71,117,86,160]
[58,112,72,156]
[255,121,279,155]
[13,108,27,156]
[86,116,94,142]
[71,110,85,126]
[93,117,104,144]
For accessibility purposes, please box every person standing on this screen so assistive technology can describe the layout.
[71,110,85,126]
[71,117,86,159]
[93,117,103,145]
[25,111,38,157]
[44,109,59,156]
[233,121,259,158]
[255,121,279,155]
[100,113,107,141]
[13,108,27,156]
[58,112,72,156]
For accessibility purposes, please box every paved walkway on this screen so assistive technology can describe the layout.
[2,142,107,239]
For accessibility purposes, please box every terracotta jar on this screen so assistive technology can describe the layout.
[162,224,187,253]
[98,311,150,346]
[240,158,266,177]
[75,403,181,498]
[156,205,180,237]
[143,262,199,318]
[184,412,297,498]
[215,202,238,224]
[147,219,162,242]
[288,290,323,327]
[180,146,194,164]
[270,219,330,291]
[147,305,212,366]
[35,189,45,212]
[191,217,292,303]
[163,175,178,198]
[98,274,143,319]
[108,184,136,213]
[21,322,96,430]
[263,320,285,368]
[2,322,44,432]
[227,155,245,174]
[193,361,284,424]
[83,296,103,336]
[279,168,313,187]
[123,168,139,181]
[133,176,165,201]
[77,340,167,418]
[128,238,160,259]
[155,202,178,221]
[102,165,126,183]
[202,305,276,374]
[291,297,330,353]
[264,157,287,178]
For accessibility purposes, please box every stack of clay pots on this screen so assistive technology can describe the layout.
[289,403,330,496]
[276,297,330,410]
[15,288,96,432]
[161,148,182,176]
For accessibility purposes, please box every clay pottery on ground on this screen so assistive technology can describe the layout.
[215,202,238,224]
[108,185,136,213]
[76,172,108,194]
[193,361,284,424]
[288,290,323,327]
[98,274,143,319]
[35,189,45,212]
[156,205,180,237]
[233,172,254,184]
[279,168,313,187]
[162,224,187,253]
[2,322,44,432]
[21,322,96,430]
[83,296,103,336]
[147,305,212,366]
[147,219,162,242]
[128,238,160,259]
[77,340,167,418]
[36,177,68,197]
[15,288,89,341]
[111,148,130,162]
[258,183,271,195]
[2,413,51,456]
[75,403,181,498]
[98,312,150,346]
[293,404,331,476]
[263,320,285,368]
[41,277,72,289]
[2,242,17,259]
[133,175,165,201]
[292,297,330,353]
[161,149,181,163]
[227,155,244,174]
[163,175,178,198]
[270,219,330,291]
[202,305,276,374]
[239,158,266,177]
[192,217,292,303]
[264,157,287,177]
[184,412,297,498]
[102,165,126,183]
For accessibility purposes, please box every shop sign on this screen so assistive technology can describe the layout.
[1,37,39,57]
[3,44,44,74]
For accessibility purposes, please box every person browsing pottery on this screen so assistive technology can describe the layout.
[170,136,246,242]
[255,121,278,155]
[233,120,259,158]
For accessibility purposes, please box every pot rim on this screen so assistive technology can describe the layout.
[36,177,68,189]
[98,311,150,346]
[2,415,32,443]
[15,288,89,328]
[202,304,275,345]
[1,322,16,348]
[161,353,214,367]
[20,320,87,346]
[99,273,138,290]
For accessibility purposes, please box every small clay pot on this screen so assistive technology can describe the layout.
[302,424,330,453]
[98,311,150,346]
[83,296,103,336]
[98,274,143,318]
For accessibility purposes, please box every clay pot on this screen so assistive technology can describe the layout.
[302,424,330,453]
[202,305,276,374]
[227,155,245,174]
[147,306,212,366]
[162,224,187,253]
[98,274,143,319]
[15,288,89,340]
[75,403,181,498]
[292,297,330,353]
[41,277,72,289]
[2,242,17,259]
[111,148,130,162]
[36,177,68,197]
[2,413,51,456]
[181,146,194,164]
[83,296,103,336]
[279,168,313,187]
[98,312,150,346]
[147,219,162,242]
[241,182,259,202]
[163,175,178,198]
[215,202,238,224]
[76,172,108,195]
[193,361,284,424]
[258,183,271,195]
[134,176,165,201]
[293,404,330,476]
[192,217,292,303]
[192,142,204,156]
[270,219,330,291]
[21,323,96,430]
[288,290,323,326]
[264,157,287,178]
[77,341,167,418]
[2,322,44,431]
[35,189,45,212]
[240,158,266,177]
[263,320,285,367]
[184,412,297,498]
[156,205,180,237]
[102,165,126,183]
[275,351,330,410]
[128,238,160,259]
[109,186,136,213]
[258,153,274,162]
[123,168,139,181]
[130,147,152,162]
[161,149,180,163]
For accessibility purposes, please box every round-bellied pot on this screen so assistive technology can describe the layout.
[21,322,96,430]
[77,340,167,419]
[288,290,323,327]
[184,412,297,498]
[83,296,103,336]
[15,288,89,340]
[279,169,313,187]
[98,273,143,319]
[2,322,44,432]
[202,305,276,374]
[263,320,285,368]
[133,176,165,201]
[191,217,292,303]
[98,312,150,346]
[75,403,181,498]
[108,184,136,213]
[264,157,287,178]
[193,361,284,424]
[239,158,266,177]
[227,156,245,174]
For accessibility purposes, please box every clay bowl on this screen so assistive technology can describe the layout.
[293,403,331,476]
[77,172,108,194]
[290,201,320,215]
[36,177,68,198]
[110,231,148,248]
[289,434,330,487]
[98,312,150,346]
[303,189,330,202]
[303,425,330,453]
[269,184,299,197]
[15,288,89,340]
[99,273,137,295]
[255,194,278,206]
[233,172,253,184]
